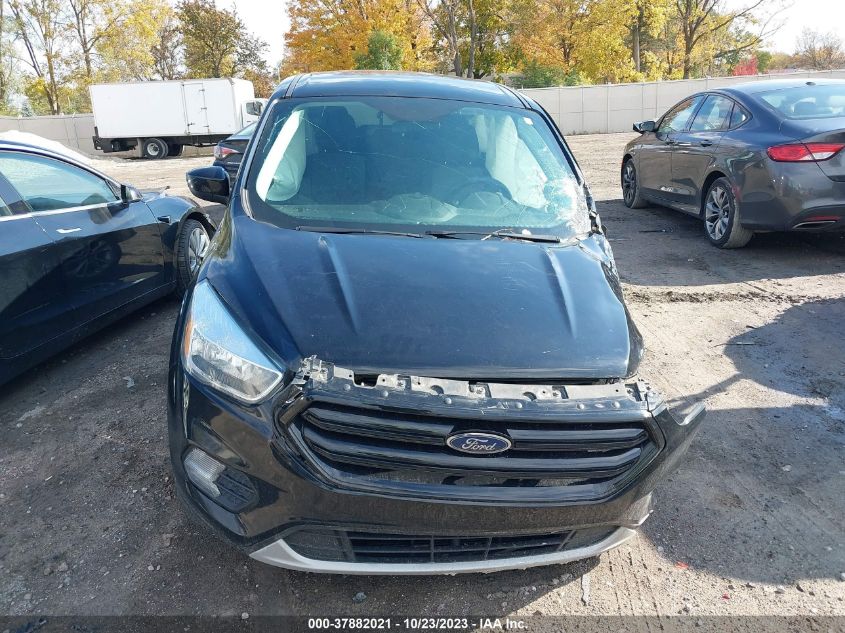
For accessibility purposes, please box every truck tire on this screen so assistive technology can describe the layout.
[142,137,169,160]
[167,142,183,157]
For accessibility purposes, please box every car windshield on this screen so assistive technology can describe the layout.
[757,84,845,120]
[236,122,257,138]
[244,97,589,238]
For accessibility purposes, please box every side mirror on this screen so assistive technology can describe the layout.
[633,120,656,134]
[186,166,230,204]
[120,183,143,203]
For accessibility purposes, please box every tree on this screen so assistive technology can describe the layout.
[285,0,433,74]
[0,0,23,113]
[178,0,268,78]
[755,49,772,73]
[66,0,128,81]
[513,60,583,88]
[355,30,403,69]
[628,0,671,75]
[8,0,70,114]
[672,0,778,78]
[511,0,638,83]
[794,28,845,70]
[95,0,176,81]
[150,8,182,79]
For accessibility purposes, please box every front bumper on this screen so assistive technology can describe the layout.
[168,356,705,574]
[250,526,639,575]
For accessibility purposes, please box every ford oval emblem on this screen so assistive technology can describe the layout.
[446,432,512,455]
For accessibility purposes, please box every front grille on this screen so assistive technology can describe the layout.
[285,401,657,500]
[284,526,618,564]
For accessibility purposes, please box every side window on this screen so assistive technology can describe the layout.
[729,104,750,129]
[689,95,734,132]
[0,152,118,214]
[658,96,704,133]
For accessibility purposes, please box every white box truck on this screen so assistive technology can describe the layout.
[90,78,267,159]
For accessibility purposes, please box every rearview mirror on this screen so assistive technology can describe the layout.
[187,166,230,204]
[633,120,656,134]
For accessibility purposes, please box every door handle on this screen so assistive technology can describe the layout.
[157,215,172,224]
[699,139,714,147]
[56,227,81,234]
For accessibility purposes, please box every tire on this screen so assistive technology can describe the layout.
[167,143,183,157]
[175,219,210,295]
[621,159,648,208]
[703,177,753,248]
[142,137,169,160]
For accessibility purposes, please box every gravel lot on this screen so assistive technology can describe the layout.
[1,134,844,620]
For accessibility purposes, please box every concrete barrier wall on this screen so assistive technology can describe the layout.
[0,113,208,157]
[0,114,97,154]
[521,69,845,135]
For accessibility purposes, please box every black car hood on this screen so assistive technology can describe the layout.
[205,216,642,380]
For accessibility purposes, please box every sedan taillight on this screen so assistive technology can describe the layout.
[767,143,845,162]
[214,145,237,160]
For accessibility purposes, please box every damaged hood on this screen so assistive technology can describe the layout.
[205,216,642,380]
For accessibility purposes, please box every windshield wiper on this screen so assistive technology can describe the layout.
[425,229,561,243]
[296,226,429,238]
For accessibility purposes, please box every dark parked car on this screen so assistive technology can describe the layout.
[0,140,214,385]
[173,71,705,574]
[212,122,256,182]
[622,79,845,247]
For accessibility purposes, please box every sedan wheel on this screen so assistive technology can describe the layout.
[703,177,752,248]
[621,159,647,208]
[176,218,211,295]
[188,225,209,276]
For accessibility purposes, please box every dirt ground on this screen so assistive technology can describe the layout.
[1,134,844,621]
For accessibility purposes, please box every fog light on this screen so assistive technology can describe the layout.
[184,448,225,498]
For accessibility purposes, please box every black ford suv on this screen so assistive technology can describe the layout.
[172,71,705,574]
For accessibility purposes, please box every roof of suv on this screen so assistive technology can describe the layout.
[274,71,526,108]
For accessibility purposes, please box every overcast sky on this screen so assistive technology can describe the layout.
[231,0,845,66]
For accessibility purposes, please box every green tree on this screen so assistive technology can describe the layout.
[755,49,771,73]
[514,60,567,87]
[177,0,268,78]
[418,0,511,78]
[355,30,403,69]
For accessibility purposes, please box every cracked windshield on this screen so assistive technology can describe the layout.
[246,97,590,237]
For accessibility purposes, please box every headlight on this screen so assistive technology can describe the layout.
[182,280,283,403]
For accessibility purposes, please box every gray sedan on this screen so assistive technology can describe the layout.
[621,79,845,248]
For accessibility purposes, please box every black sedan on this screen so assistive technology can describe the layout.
[172,71,704,574]
[0,140,214,385]
[622,79,845,247]
[212,122,256,182]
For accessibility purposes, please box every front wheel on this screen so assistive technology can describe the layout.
[176,219,210,294]
[621,159,648,208]
[703,177,753,248]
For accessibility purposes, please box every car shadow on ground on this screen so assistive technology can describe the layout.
[598,200,845,288]
[644,297,845,586]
